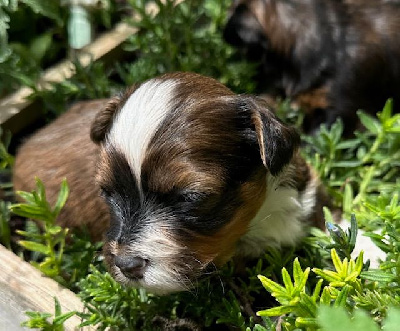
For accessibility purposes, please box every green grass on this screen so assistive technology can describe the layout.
[1,0,400,330]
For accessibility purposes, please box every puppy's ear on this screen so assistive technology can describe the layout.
[242,96,300,175]
[90,96,122,144]
[223,3,267,50]
[90,85,139,144]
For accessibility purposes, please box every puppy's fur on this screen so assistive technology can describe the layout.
[14,72,329,294]
[13,100,110,241]
[92,72,329,293]
[224,0,400,134]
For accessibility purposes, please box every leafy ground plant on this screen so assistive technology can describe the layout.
[21,297,76,331]
[303,99,400,221]
[11,178,69,284]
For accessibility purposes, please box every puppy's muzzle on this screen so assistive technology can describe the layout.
[114,255,148,280]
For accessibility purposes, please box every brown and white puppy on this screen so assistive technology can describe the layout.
[13,72,329,294]
[224,0,400,135]
[90,72,328,293]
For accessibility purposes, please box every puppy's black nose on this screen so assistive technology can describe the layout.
[115,255,147,279]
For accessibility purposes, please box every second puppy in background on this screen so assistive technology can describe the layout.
[224,0,400,135]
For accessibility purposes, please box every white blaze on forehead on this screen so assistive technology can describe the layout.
[108,78,178,188]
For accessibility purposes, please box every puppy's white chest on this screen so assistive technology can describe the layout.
[237,174,317,257]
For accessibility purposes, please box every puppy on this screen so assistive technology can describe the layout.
[90,72,329,293]
[13,100,110,241]
[13,72,329,294]
[224,0,400,135]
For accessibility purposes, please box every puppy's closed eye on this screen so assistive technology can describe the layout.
[180,191,210,203]
[159,190,212,208]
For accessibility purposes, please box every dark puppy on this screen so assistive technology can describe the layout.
[224,0,400,134]
[90,72,328,293]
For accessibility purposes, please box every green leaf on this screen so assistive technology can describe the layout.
[313,268,341,282]
[386,127,400,133]
[331,249,343,273]
[295,316,318,328]
[54,297,62,317]
[331,160,362,168]
[15,230,42,240]
[297,267,310,293]
[354,250,364,274]
[258,275,287,295]
[378,98,393,123]
[357,110,381,134]
[30,32,53,63]
[281,267,294,294]
[18,240,50,254]
[298,292,317,317]
[320,287,333,305]
[334,285,351,307]
[323,207,334,224]
[35,177,47,204]
[53,179,69,217]
[47,225,63,235]
[312,279,324,302]
[293,257,303,287]
[0,200,11,248]
[252,324,269,331]
[343,185,354,214]
[360,270,396,282]
[11,204,51,220]
[257,305,294,317]
[16,191,36,204]
[348,214,358,251]
[53,311,77,326]
[336,139,361,149]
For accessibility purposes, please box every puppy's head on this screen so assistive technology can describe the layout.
[91,72,299,294]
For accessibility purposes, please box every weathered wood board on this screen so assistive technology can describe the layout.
[0,244,94,331]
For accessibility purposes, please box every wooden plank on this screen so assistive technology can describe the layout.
[0,244,94,331]
[0,285,29,331]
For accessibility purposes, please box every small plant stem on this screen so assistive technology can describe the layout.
[57,230,67,267]
[353,165,376,205]
[361,130,385,164]
[352,130,384,206]
[45,228,57,268]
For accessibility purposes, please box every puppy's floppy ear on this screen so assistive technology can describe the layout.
[223,2,267,50]
[90,96,122,144]
[90,84,139,144]
[242,96,300,175]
